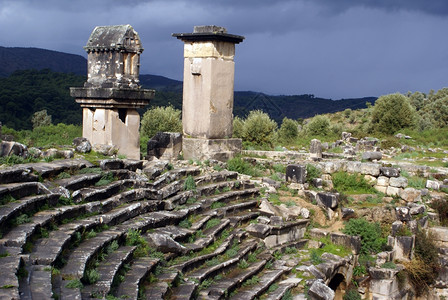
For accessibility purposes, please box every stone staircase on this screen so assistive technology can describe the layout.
[0,158,310,300]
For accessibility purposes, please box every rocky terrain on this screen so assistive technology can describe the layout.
[0,133,447,299]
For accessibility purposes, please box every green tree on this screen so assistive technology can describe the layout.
[242,110,277,146]
[278,117,298,142]
[140,105,182,138]
[31,109,52,129]
[305,115,330,136]
[370,93,416,134]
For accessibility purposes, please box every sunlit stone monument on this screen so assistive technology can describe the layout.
[173,25,244,161]
[71,25,154,159]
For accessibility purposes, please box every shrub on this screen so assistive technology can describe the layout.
[233,116,244,138]
[241,110,277,146]
[306,164,321,184]
[332,172,375,194]
[183,175,196,191]
[31,109,52,129]
[370,93,416,134]
[226,156,263,177]
[342,218,386,254]
[305,115,330,136]
[278,117,298,142]
[84,269,100,284]
[140,106,182,139]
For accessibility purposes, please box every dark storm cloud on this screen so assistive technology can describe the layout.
[0,0,447,98]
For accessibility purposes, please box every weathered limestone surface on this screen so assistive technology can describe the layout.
[71,24,154,159]
[173,26,244,161]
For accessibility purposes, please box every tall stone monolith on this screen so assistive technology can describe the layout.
[173,26,244,161]
[70,25,154,159]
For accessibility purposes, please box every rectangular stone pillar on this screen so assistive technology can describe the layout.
[173,26,244,161]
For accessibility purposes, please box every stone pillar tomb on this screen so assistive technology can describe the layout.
[173,25,245,161]
[71,25,154,160]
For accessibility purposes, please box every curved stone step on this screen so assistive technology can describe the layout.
[228,267,288,300]
[171,233,236,274]
[81,245,137,299]
[200,188,260,208]
[228,212,259,226]
[186,219,231,251]
[0,182,40,201]
[168,282,197,300]
[61,230,124,280]
[152,167,201,190]
[72,180,126,203]
[54,173,103,191]
[214,200,259,218]
[0,193,60,234]
[0,165,37,184]
[199,259,267,299]
[0,255,22,300]
[24,159,94,178]
[263,276,302,300]
[144,269,179,299]
[187,241,258,282]
[115,257,159,300]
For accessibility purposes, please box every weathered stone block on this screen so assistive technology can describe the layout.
[388,235,414,261]
[400,187,421,202]
[359,163,380,176]
[73,137,92,153]
[308,279,335,300]
[427,179,441,190]
[389,176,408,188]
[346,161,361,173]
[377,176,389,186]
[285,164,306,183]
[374,185,388,193]
[183,137,241,162]
[380,167,400,177]
[147,132,182,160]
[395,207,411,221]
[386,186,401,197]
[316,192,339,209]
[0,141,28,157]
[310,139,322,160]
[361,151,382,161]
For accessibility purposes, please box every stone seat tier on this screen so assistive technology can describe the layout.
[168,282,197,300]
[170,233,236,274]
[187,240,258,282]
[143,269,180,299]
[72,179,133,203]
[212,199,259,218]
[61,229,125,280]
[200,188,260,208]
[81,245,137,299]
[199,259,267,299]
[119,205,201,234]
[0,181,40,200]
[53,173,103,191]
[115,257,160,299]
[228,212,259,226]
[263,276,302,300]
[22,159,94,179]
[151,167,201,190]
[0,193,60,232]
[29,201,158,265]
[0,165,37,184]
[0,255,23,300]
[228,267,289,300]
[185,219,231,252]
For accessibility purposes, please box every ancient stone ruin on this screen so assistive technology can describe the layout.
[173,25,244,161]
[70,25,154,160]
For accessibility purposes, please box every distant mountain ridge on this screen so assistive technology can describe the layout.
[0,46,87,77]
[0,46,377,129]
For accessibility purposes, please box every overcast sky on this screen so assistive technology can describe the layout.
[1,0,447,99]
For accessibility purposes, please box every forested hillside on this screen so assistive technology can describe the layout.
[0,69,378,130]
[0,46,87,77]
